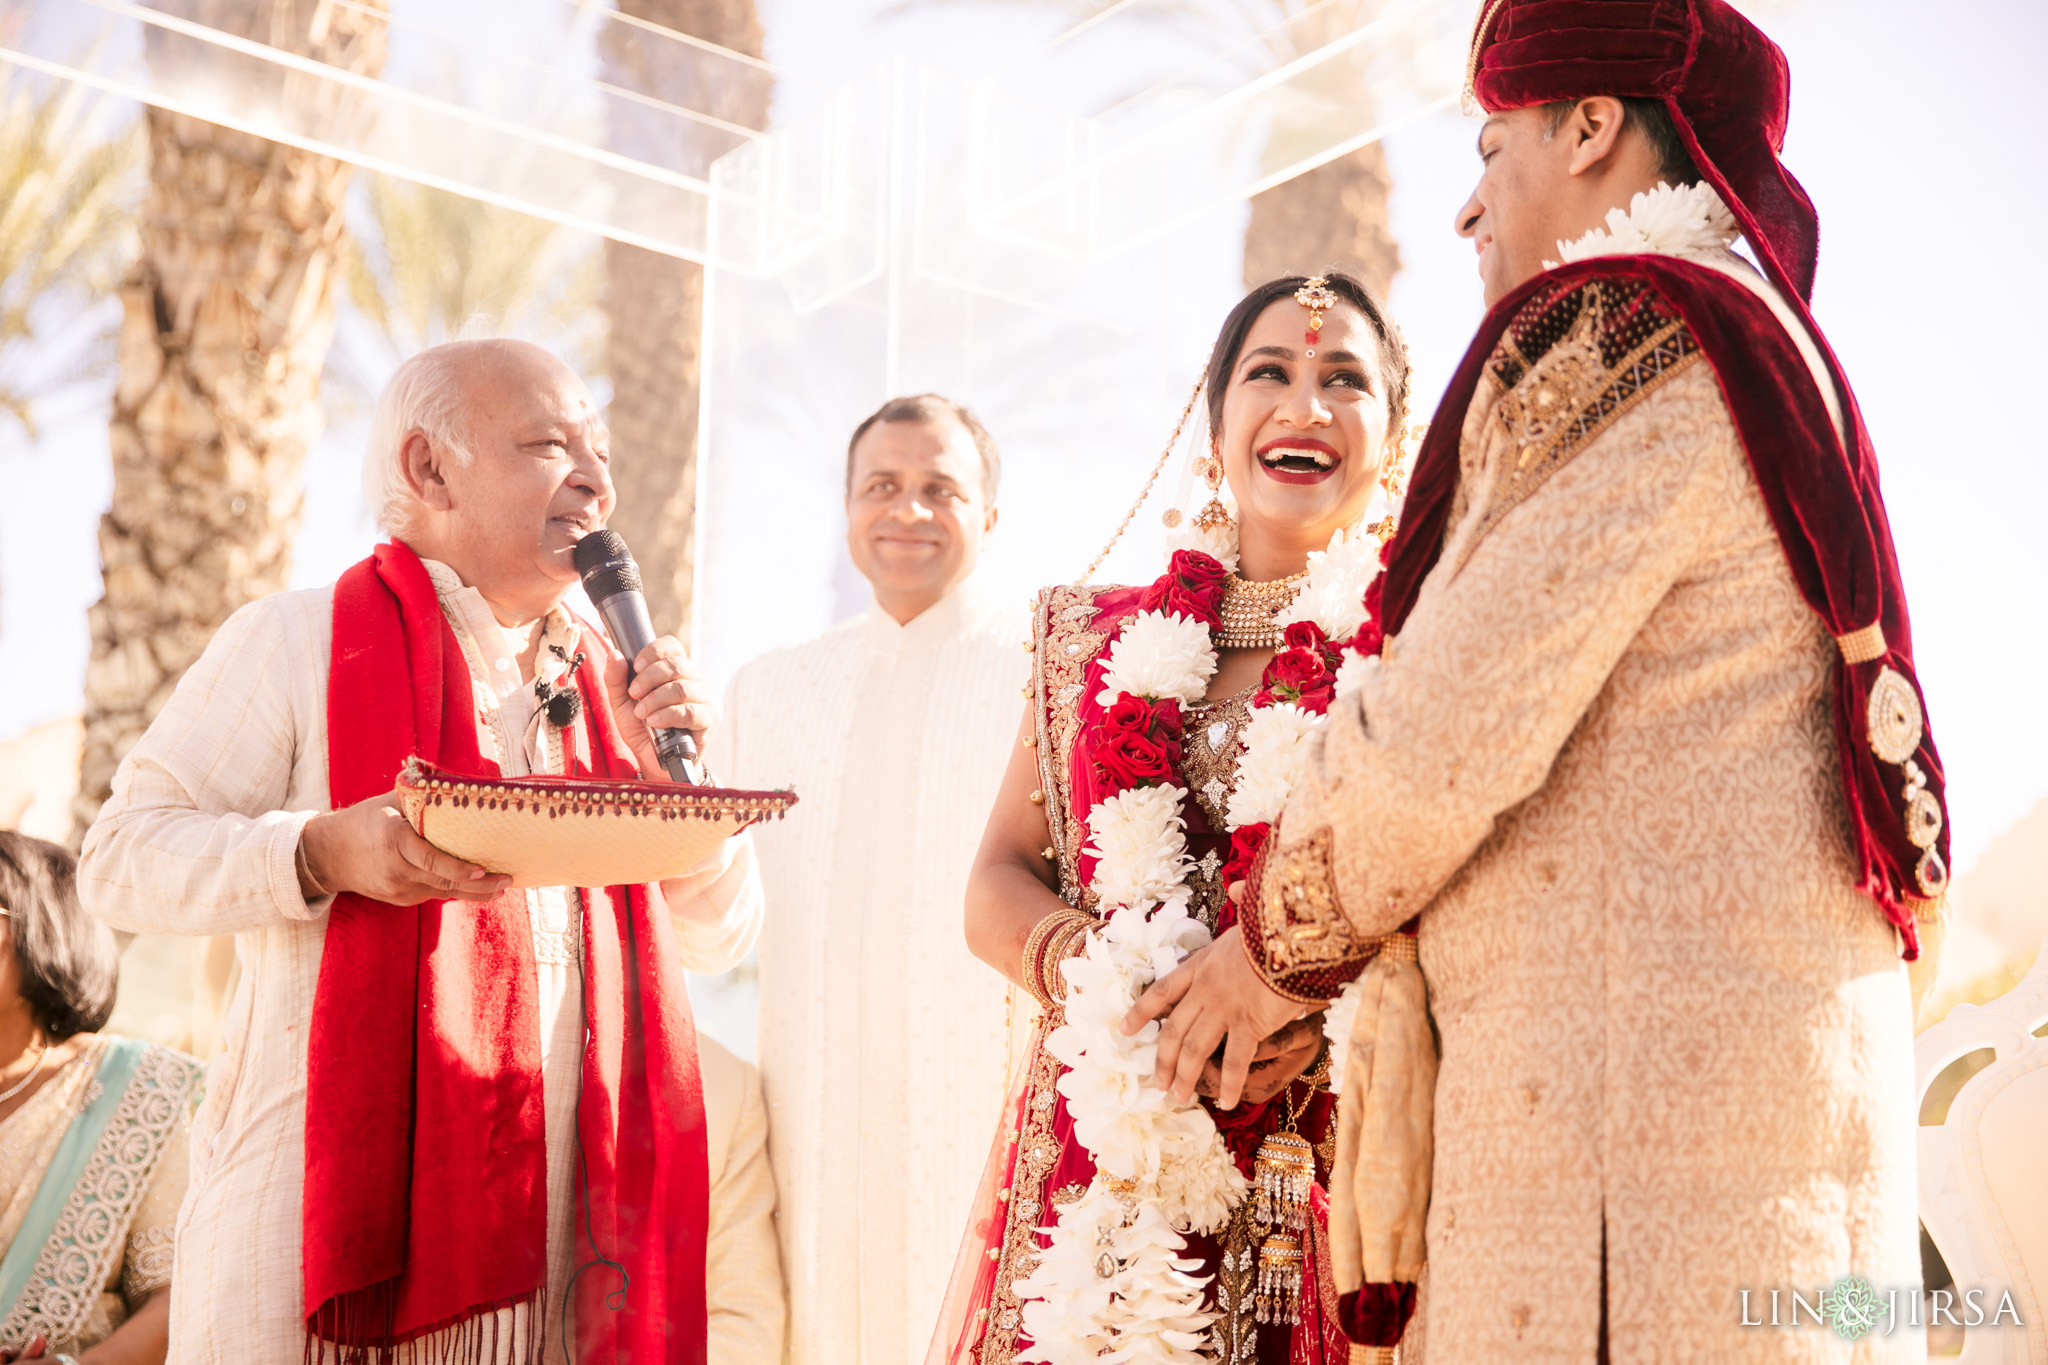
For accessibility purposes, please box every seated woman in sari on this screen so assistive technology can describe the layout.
[932,274,1411,1365]
[0,832,201,1363]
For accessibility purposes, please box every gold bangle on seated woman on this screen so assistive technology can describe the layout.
[0,833,202,1364]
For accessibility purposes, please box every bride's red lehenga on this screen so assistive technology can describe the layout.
[927,581,1354,1365]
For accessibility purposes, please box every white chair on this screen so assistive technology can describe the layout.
[1916,937,2048,1363]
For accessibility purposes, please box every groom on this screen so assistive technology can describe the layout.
[1131,1,1947,1359]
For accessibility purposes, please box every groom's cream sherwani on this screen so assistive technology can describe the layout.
[1262,247,1925,1362]
[708,579,1026,1365]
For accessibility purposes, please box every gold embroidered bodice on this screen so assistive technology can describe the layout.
[1029,584,1265,928]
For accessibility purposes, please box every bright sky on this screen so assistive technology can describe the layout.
[0,0,2041,880]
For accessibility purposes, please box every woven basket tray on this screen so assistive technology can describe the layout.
[397,756,797,889]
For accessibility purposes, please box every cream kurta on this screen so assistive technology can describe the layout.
[78,574,763,1364]
[707,579,1025,1365]
[1268,268,1922,1362]
[700,1034,786,1365]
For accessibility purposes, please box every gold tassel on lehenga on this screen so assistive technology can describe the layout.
[1249,1090,1315,1325]
[1254,1232,1304,1326]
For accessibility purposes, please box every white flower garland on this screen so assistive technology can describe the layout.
[1548,179,1739,270]
[1014,518,1394,1360]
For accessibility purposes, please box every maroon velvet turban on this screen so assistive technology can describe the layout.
[1466,0,1818,304]
[1383,0,1951,951]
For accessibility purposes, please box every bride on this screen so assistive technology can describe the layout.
[931,273,1412,1365]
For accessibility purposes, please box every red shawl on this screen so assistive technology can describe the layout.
[1378,256,1947,956]
[305,542,711,1362]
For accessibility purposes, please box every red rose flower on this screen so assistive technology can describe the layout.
[1220,822,1270,887]
[1266,646,1330,697]
[1139,550,1229,627]
[1283,619,1344,672]
[1172,549,1230,598]
[1348,616,1384,659]
[1093,725,1176,790]
[1102,692,1183,745]
[1294,682,1334,716]
[1282,621,1326,653]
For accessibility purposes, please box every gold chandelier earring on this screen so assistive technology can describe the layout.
[1191,447,1235,539]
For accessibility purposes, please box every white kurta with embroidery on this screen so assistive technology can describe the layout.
[77,564,763,1364]
[707,579,1026,1365]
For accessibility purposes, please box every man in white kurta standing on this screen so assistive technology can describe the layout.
[79,340,762,1363]
[708,395,1024,1365]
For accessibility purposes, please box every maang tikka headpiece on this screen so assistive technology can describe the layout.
[1294,276,1338,359]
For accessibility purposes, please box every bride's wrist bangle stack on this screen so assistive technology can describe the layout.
[1020,910,1095,1011]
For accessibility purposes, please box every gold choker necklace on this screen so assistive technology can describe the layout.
[1216,571,1309,650]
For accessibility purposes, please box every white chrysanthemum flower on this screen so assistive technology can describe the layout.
[1086,786,1193,910]
[1224,703,1324,831]
[1096,610,1217,706]
[1154,1117,1249,1233]
[1164,513,1239,574]
[1277,525,1383,641]
[1333,649,1379,703]
[1322,974,1366,1094]
[1552,180,1738,268]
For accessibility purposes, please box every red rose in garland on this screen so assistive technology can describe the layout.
[1283,620,1343,672]
[1139,549,1230,624]
[1220,822,1270,889]
[1267,646,1331,696]
[1103,692,1184,743]
[1348,567,1389,658]
[1096,694,1182,786]
[1091,693,1183,789]
[1094,727,1176,790]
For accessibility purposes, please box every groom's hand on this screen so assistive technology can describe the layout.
[1194,1013,1325,1106]
[1124,922,1311,1109]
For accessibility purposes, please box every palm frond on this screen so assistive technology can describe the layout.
[0,67,144,442]
[338,171,605,395]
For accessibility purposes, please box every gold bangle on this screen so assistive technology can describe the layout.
[1020,913,1072,1008]
[1021,911,1092,1010]
[1041,917,1093,1003]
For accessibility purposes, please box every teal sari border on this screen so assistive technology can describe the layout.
[0,1038,146,1322]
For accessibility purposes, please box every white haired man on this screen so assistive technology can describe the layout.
[707,394,1022,1365]
[79,339,763,1364]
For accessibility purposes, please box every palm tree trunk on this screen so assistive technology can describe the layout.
[600,0,771,641]
[74,2,388,840]
[1242,138,1401,296]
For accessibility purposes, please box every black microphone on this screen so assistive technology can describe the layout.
[573,529,702,786]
